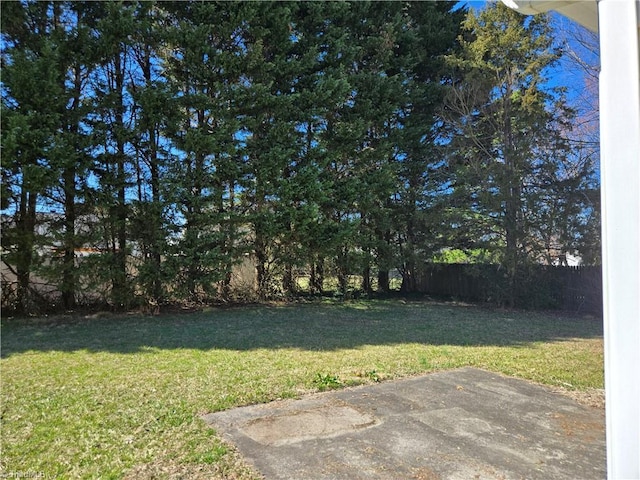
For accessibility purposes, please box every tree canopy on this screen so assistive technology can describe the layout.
[0,1,599,313]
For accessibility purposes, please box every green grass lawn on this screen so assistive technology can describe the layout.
[0,300,603,479]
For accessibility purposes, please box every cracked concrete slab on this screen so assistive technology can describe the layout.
[202,368,605,480]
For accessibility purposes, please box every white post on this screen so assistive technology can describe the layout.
[597,1,640,478]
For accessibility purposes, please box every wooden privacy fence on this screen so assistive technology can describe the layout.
[416,263,602,314]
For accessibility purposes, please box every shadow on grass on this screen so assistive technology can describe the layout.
[0,300,603,358]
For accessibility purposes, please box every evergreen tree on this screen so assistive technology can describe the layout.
[127,1,174,305]
[284,1,353,295]
[237,2,307,298]
[45,2,97,310]
[85,2,138,308]
[329,2,402,294]
[161,2,245,301]
[1,1,81,311]
[0,1,520,310]
[443,3,594,304]
[389,2,465,292]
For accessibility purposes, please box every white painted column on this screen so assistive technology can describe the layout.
[597,0,640,478]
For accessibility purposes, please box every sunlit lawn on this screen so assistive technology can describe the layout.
[0,300,603,479]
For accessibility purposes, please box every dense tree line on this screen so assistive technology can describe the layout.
[1,1,599,313]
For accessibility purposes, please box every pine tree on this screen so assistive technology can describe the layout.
[237,2,306,298]
[85,2,139,308]
[443,3,593,305]
[0,0,470,309]
[388,2,465,292]
[1,1,79,311]
[161,2,246,301]
[46,2,97,310]
[127,1,174,305]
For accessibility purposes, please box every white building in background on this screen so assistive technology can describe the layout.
[552,251,582,267]
[502,2,639,479]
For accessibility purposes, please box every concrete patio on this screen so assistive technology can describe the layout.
[202,368,605,479]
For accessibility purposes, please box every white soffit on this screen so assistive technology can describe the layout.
[501,0,599,32]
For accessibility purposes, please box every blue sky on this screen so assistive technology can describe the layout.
[457,0,599,120]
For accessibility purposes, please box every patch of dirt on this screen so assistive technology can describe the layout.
[410,466,441,480]
[123,444,262,480]
[551,387,605,409]
[551,411,604,442]
[123,459,261,480]
[487,371,605,410]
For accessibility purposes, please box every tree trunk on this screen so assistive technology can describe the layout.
[310,259,324,294]
[361,265,372,294]
[113,110,128,306]
[15,190,37,314]
[283,264,295,295]
[61,165,76,310]
[255,234,269,299]
[377,269,390,293]
[139,44,163,304]
[503,85,521,308]
[337,247,349,295]
[400,265,416,293]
